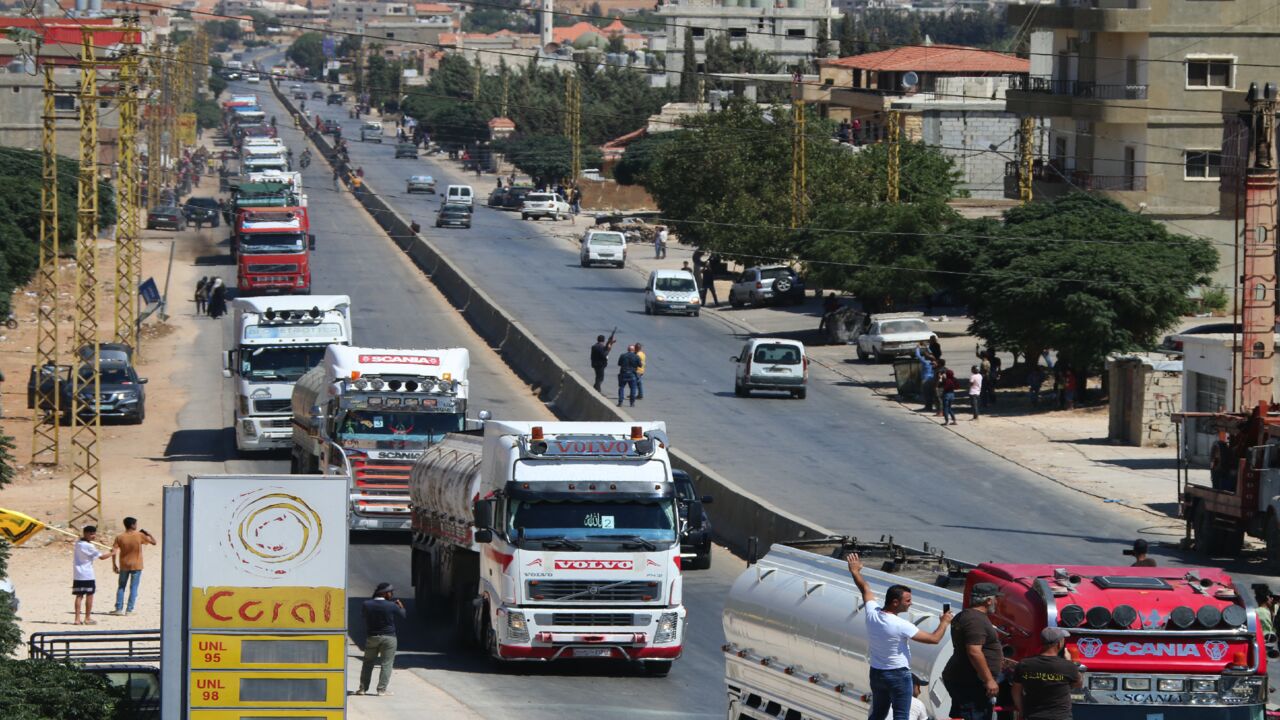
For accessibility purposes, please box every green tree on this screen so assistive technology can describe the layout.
[837,14,856,57]
[678,29,698,102]
[612,132,686,186]
[287,32,325,79]
[815,19,832,61]
[244,10,274,35]
[499,135,602,186]
[962,193,1218,385]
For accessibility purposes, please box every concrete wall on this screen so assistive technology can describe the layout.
[1107,356,1182,448]
[921,109,1019,200]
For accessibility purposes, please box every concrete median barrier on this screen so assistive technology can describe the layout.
[276,79,830,557]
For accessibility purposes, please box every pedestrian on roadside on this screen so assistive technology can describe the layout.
[692,249,705,278]
[192,207,204,231]
[1063,366,1077,410]
[110,517,155,616]
[681,261,693,273]
[969,364,983,421]
[72,525,117,625]
[207,279,228,319]
[357,582,405,696]
[590,334,615,392]
[1125,538,1157,567]
[634,342,646,400]
[1254,587,1277,644]
[218,199,231,227]
[700,263,719,307]
[654,226,668,259]
[818,293,840,332]
[617,344,642,408]
[1012,628,1082,720]
[933,358,947,416]
[333,168,341,192]
[941,368,959,426]
[916,344,935,412]
[942,583,1005,720]
[195,276,209,315]
[846,552,952,720]
[928,336,943,361]
[1027,365,1044,407]
[984,350,1001,406]
[909,675,930,720]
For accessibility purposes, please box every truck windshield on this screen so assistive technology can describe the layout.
[241,233,305,253]
[240,345,327,381]
[339,411,462,440]
[508,500,677,543]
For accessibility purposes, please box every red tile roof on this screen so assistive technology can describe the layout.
[822,44,1028,74]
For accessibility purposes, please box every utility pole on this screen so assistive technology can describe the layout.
[145,39,162,210]
[564,73,581,182]
[501,69,509,118]
[1018,115,1034,204]
[70,29,102,528]
[114,19,140,352]
[790,75,806,228]
[886,109,901,204]
[33,63,61,466]
[1240,81,1278,410]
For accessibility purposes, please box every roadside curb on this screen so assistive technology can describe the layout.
[272,81,835,555]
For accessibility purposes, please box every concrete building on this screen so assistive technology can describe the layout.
[1004,0,1280,289]
[659,0,839,82]
[804,44,1029,198]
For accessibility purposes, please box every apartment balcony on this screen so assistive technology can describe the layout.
[1005,0,1150,33]
[1006,76,1148,124]
[1005,161,1147,201]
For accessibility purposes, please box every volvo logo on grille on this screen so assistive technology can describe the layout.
[589,586,600,595]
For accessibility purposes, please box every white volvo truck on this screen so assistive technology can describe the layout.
[409,421,686,675]
[224,295,351,452]
[291,346,470,531]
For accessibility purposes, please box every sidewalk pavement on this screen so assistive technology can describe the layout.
[345,639,482,720]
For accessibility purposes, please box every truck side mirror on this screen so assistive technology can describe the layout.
[473,497,495,530]
[474,528,493,544]
[309,233,316,250]
[222,350,234,378]
[308,404,323,433]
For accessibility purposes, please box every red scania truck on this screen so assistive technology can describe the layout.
[723,538,1268,720]
[235,207,315,295]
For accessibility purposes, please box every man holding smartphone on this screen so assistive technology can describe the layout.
[357,582,406,696]
[847,553,953,720]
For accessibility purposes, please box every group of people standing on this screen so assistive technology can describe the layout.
[589,335,648,407]
[194,276,228,318]
[916,342,1001,425]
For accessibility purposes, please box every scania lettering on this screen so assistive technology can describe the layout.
[235,207,314,294]
[224,296,351,452]
[291,345,470,531]
[409,421,685,675]
[722,538,1266,720]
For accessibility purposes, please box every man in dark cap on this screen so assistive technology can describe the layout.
[357,582,405,696]
[1012,628,1082,720]
[1125,539,1156,567]
[942,582,1005,720]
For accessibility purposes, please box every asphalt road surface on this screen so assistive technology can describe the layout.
[168,78,739,719]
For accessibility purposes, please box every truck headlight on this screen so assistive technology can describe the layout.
[654,612,679,644]
[1089,676,1117,691]
[1157,679,1186,692]
[241,419,256,436]
[1191,678,1217,693]
[506,611,529,643]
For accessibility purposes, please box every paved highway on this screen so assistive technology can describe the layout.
[168,77,738,719]
[282,79,1157,567]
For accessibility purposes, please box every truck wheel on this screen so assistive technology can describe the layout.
[1194,507,1230,556]
[734,380,747,398]
[452,587,477,649]
[856,344,868,361]
[641,660,672,677]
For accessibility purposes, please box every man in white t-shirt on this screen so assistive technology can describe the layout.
[848,553,952,720]
[72,525,117,625]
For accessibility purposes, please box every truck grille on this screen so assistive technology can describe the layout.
[262,418,291,429]
[352,458,412,487]
[247,263,298,273]
[526,580,659,602]
[254,399,291,413]
[545,613,638,627]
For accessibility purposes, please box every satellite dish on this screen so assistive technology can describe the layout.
[901,71,919,90]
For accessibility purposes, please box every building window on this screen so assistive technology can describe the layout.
[386,32,395,38]
[54,95,74,111]
[1186,57,1233,88]
[787,28,806,38]
[1184,150,1222,180]
[690,27,704,38]
[729,28,746,39]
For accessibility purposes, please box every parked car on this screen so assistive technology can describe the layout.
[436,204,473,229]
[728,265,806,308]
[520,192,570,221]
[146,206,187,231]
[644,269,701,316]
[487,187,509,207]
[579,230,627,269]
[291,90,307,100]
[326,93,344,105]
[245,73,260,83]
[57,360,148,424]
[854,312,936,362]
[502,185,535,209]
[406,175,436,194]
[673,470,713,570]
[360,121,383,143]
[732,338,808,399]
[311,90,324,99]
[1161,322,1241,354]
[182,196,221,227]
[394,143,418,159]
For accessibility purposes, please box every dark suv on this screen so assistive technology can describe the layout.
[326,93,344,105]
[674,470,713,570]
[182,196,221,227]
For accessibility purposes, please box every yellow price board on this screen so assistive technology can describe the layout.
[190,710,345,720]
[191,586,344,630]
[189,670,345,708]
[178,112,198,145]
[191,634,344,670]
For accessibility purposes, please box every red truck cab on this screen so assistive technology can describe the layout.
[235,207,315,295]
[969,563,1267,719]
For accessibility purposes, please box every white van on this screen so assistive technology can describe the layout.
[446,185,474,207]
[580,230,627,268]
[732,338,808,399]
[644,269,701,316]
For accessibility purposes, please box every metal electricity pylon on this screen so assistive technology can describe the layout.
[564,73,581,183]
[790,97,807,229]
[69,29,102,528]
[32,63,61,466]
[114,23,141,352]
[1018,115,1034,204]
[886,109,901,204]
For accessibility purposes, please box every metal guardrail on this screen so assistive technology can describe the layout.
[28,629,162,664]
